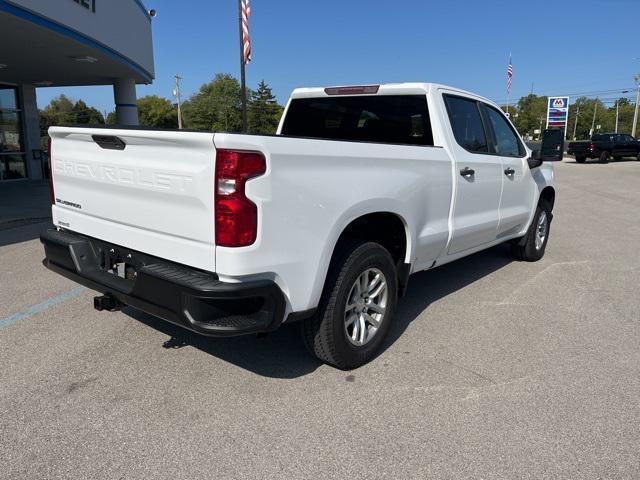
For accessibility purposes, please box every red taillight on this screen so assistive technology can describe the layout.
[215,149,266,247]
[47,137,55,205]
[588,143,595,150]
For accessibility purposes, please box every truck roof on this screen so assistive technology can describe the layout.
[289,82,496,106]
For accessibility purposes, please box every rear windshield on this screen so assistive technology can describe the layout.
[281,95,434,146]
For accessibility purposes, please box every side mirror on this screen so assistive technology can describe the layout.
[528,150,543,169]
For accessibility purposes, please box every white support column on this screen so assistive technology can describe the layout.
[113,78,139,126]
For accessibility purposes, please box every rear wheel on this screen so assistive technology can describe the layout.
[301,242,398,369]
[511,202,552,262]
[575,156,586,163]
[599,151,610,163]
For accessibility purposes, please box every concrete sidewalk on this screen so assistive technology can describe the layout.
[0,181,51,229]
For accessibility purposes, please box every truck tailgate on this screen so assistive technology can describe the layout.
[49,127,217,271]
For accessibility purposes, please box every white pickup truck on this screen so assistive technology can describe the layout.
[42,83,555,369]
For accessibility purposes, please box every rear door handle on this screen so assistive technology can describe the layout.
[460,167,475,177]
[504,167,515,176]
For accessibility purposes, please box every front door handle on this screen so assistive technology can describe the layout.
[504,167,515,176]
[460,167,475,178]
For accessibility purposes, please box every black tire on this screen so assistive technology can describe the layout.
[301,242,398,370]
[511,202,552,262]
[575,156,586,163]
[599,151,610,163]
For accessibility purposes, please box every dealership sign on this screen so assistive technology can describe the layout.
[72,0,96,13]
[546,97,570,133]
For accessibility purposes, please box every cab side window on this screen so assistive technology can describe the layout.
[484,105,525,157]
[444,95,488,153]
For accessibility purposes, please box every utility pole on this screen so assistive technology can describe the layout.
[632,75,640,138]
[174,74,183,130]
[538,117,544,141]
[590,98,598,137]
[572,106,580,140]
[615,99,620,133]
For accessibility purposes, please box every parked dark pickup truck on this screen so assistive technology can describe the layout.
[568,134,640,163]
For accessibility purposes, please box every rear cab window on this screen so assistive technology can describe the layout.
[281,95,434,146]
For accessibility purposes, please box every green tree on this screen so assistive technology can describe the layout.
[39,94,75,133]
[72,100,104,125]
[39,95,104,147]
[248,80,283,134]
[515,94,548,138]
[182,73,244,132]
[137,95,178,128]
[568,97,607,140]
[608,98,635,135]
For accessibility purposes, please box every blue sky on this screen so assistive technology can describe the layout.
[37,0,640,112]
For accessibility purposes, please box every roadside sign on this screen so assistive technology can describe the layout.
[546,96,570,137]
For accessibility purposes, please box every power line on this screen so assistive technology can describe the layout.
[493,87,635,105]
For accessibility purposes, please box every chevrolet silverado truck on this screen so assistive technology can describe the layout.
[567,133,640,163]
[41,83,555,369]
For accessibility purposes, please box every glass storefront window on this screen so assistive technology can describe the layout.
[0,86,27,180]
[0,154,27,180]
[0,111,23,153]
[0,87,18,110]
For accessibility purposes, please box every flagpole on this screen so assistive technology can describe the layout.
[238,0,248,133]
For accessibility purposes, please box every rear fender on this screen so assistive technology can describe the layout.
[308,200,413,309]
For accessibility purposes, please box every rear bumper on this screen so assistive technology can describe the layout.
[40,229,287,337]
[567,147,596,158]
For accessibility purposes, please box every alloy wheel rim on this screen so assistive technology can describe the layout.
[535,211,548,250]
[344,268,388,346]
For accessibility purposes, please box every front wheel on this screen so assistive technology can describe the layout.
[511,203,552,262]
[575,156,586,163]
[301,242,398,369]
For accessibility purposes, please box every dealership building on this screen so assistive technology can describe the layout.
[0,0,155,182]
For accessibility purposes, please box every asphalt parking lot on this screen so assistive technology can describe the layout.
[1,158,640,479]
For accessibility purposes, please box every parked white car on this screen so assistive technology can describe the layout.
[42,83,555,369]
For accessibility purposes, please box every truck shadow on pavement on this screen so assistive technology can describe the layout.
[565,158,639,165]
[0,221,51,247]
[125,245,513,379]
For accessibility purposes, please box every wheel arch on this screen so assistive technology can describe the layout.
[333,212,411,264]
[310,210,413,308]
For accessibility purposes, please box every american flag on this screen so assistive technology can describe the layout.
[507,56,513,94]
[241,0,252,64]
